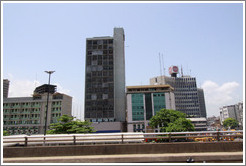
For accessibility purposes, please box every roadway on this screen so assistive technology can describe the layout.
[3,152,243,163]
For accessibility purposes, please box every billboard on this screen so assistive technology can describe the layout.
[169,66,179,75]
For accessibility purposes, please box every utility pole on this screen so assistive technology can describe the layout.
[44,71,55,136]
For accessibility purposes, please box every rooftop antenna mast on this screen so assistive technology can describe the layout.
[162,53,165,76]
[35,73,38,88]
[159,53,163,84]
[181,65,184,77]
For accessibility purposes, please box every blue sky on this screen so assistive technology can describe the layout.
[2,2,244,118]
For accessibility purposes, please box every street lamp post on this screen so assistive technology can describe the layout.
[44,71,55,136]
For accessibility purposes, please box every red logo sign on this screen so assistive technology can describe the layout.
[173,66,178,73]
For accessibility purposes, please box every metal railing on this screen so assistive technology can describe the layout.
[3,130,243,147]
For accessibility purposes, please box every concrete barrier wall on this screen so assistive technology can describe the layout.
[4,142,243,158]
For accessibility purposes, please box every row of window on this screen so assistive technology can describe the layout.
[85,111,114,118]
[133,124,145,132]
[87,45,113,50]
[132,106,144,110]
[52,107,62,111]
[4,129,39,135]
[153,93,165,97]
[4,120,40,125]
[154,105,165,110]
[175,96,199,100]
[89,118,115,122]
[51,113,61,117]
[87,50,114,57]
[87,54,113,62]
[86,77,114,83]
[85,107,114,111]
[4,114,40,119]
[87,71,114,77]
[87,60,114,66]
[172,77,196,81]
[86,87,114,94]
[132,116,144,121]
[86,65,114,72]
[87,39,113,45]
[3,102,41,107]
[52,101,62,106]
[3,108,41,114]
[131,99,144,104]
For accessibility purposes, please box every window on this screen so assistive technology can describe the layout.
[108,40,113,44]
[93,40,97,45]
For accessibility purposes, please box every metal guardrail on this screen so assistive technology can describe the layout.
[3,130,243,146]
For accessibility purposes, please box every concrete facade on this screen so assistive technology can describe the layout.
[3,79,10,98]
[220,102,243,128]
[91,122,126,133]
[187,118,207,131]
[197,88,207,118]
[126,85,175,132]
[113,28,126,122]
[3,84,72,135]
[84,28,126,123]
[150,74,206,118]
[3,142,243,158]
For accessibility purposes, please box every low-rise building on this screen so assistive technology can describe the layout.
[187,117,207,131]
[3,84,72,135]
[207,116,221,131]
[126,85,176,132]
[220,102,243,129]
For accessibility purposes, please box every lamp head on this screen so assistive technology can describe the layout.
[45,71,55,74]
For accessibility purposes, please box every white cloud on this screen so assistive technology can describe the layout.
[8,79,41,97]
[6,74,84,120]
[7,75,71,97]
[201,80,240,117]
[55,83,71,95]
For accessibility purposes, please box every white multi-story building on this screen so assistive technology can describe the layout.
[3,84,72,135]
[220,102,243,128]
[126,85,176,132]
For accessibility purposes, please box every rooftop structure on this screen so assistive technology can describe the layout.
[34,84,57,94]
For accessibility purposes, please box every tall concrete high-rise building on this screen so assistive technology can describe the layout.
[3,79,10,98]
[84,28,126,123]
[197,88,207,118]
[150,66,207,118]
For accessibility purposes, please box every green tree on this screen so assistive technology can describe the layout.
[223,118,239,129]
[47,115,95,134]
[3,130,10,136]
[149,108,195,132]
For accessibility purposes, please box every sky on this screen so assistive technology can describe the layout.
[2,2,244,119]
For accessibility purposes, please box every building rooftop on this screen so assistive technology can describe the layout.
[3,97,33,102]
[187,118,207,121]
[126,84,174,93]
[34,84,57,94]
[86,36,113,40]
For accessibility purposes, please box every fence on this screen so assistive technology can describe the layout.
[3,130,243,147]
